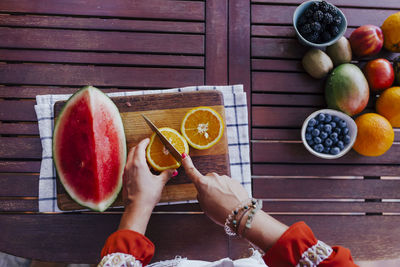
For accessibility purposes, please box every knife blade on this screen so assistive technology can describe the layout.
[141,114,182,163]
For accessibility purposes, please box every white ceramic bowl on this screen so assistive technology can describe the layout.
[301,109,357,159]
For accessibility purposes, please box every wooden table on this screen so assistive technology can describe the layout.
[1,0,400,264]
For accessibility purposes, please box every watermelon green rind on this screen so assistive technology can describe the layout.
[53,86,126,212]
[325,64,369,116]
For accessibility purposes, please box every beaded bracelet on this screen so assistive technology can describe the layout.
[241,199,263,236]
[224,198,259,236]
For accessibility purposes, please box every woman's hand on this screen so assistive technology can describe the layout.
[181,153,288,252]
[181,153,249,226]
[119,138,177,234]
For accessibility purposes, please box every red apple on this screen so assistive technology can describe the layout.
[349,25,383,57]
[364,58,394,91]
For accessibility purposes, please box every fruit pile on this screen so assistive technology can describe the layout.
[297,6,400,158]
[297,1,342,43]
[305,113,351,155]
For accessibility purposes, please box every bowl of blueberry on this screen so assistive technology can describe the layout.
[301,109,357,159]
[293,0,347,47]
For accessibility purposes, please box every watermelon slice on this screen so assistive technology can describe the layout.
[53,86,126,211]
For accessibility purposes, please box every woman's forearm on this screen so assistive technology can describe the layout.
[241,210,288,252]
[118,203,153,234]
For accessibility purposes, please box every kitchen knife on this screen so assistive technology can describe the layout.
[141,114,182,163]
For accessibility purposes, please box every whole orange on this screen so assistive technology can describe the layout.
[381,12,400,52]
[376,86,400,127]
[353,113,394,157]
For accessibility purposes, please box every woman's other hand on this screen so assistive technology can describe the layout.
[119,138,177,234]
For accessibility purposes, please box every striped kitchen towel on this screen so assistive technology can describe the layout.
[34,85,251,212]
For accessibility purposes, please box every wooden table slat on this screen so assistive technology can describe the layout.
[0,161,40,173]
[0,174,38,197]
[0,199,38,212]
[253,163,400,177]
[253,178,400,199]
[0,122,39,135]
[0,137,42,159]
[263,201,400,213]
[0,64,204,88]
[0,49,204,68]
[0,14,204,33]
[0,28,204,54]
[0,0,204,21]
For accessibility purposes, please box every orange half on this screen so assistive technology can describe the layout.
[146,127,189,172]
[181,106,224,150]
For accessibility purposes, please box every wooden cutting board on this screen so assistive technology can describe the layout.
[54,90,230,210]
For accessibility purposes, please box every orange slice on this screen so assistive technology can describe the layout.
[181,106,224,150]
[146,127,189,172]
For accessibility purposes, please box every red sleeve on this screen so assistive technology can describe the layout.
[101,229,155,266]
[263,221,358,267]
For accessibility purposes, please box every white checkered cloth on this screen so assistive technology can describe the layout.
[34,85,251,212]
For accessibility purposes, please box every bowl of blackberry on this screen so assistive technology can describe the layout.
[301,109,357,159]
[293,0,347,48]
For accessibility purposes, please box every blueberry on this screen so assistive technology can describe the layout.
[337,141,344,150]
[330,147,340,155]
[308,139,314,146]
[342,127,349,135]
[343,135,351,144]
[314,137,322,144]
[330,121,337,128]
[312,128,320,137]
[339,120,347,128]
[317,124,324,130]
[332,138,339,144]
[308,118,317,127]
[323,124,332,133]
[323,146,331,154]
[320,131,328,139]
[317,113,325,122]
[305,133,312,141]
[325,138,333,147]
[324,114,332,123]
[330,132,338,140]
[333,116,340,123]
[314,144,324,153]
[306,126,314,133]
[334,127,341,134]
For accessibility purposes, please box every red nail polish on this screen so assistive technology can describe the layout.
[172,170,178,177]
[182,153,187,159]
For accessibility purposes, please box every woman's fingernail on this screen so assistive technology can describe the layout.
[172,170,178,177]
[182,153,187,159]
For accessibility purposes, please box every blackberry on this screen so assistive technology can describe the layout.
[304,8,314,18]
[328,4,337,15]
[313,10,324,22]
[311,2,320,11]
[333,16,342,26]
[323,13,333,25]
[307,31,320,43]
[320,1,330,12]
[300,23,312,35]
[330,25,339,37]
[321,31,332,42]
[311,21,322,32]
[298,15,308,26]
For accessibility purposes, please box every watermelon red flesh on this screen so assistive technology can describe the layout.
[53,86,126,211]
